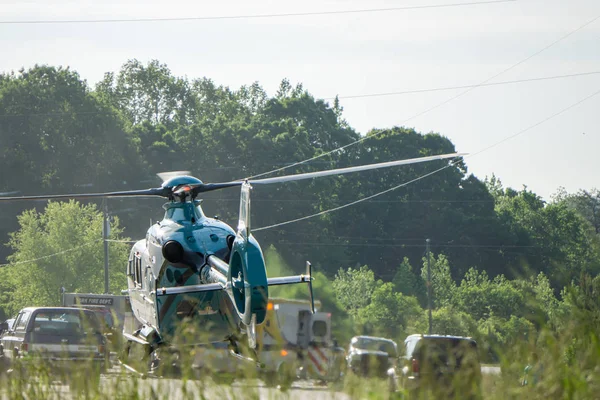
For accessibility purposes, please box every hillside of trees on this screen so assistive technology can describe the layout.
[2,61,600,379]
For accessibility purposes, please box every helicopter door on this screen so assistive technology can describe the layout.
[144,266,158,326]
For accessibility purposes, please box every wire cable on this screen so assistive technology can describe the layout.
[246,13,600,180]
[275,241,535,248]
[330,71,600,100]
[254,86,600,232]
[0,239,102,267]
[0,0,516,25]
[1,70,597,119]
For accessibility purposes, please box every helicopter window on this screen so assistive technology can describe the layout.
[166,208,186,222]
[133,257,142,287]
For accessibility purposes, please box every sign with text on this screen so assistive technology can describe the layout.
[74,297,114,306]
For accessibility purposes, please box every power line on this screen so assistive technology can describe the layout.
[274,241,535,248]
[254,160,460,231]
[0,240,102,267]
[105,239,139,244]
[246,12,600,181]
[0,0,516,25]
[202,197,495,203]
[330,71,600,100]
[254,85,600,232]
[2,70,597,120]
[468,86,600,159]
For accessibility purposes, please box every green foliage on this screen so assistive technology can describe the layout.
[2,62,600,388]
[392,257,426,305]
[333,265,379,317]
[429,306,477,337]
[357,282,424,340]
[420,253,455,309]
[1,201,128,316]
[492,183,600,288]
[454,268,523,321]
[263,245,352,342]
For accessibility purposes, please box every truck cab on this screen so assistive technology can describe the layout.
[257,298,342,387]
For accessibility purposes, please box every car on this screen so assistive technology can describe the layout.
[0,318,15,336]
[0,307,109,378]
[389,334,482,399]
[346,335,398,378]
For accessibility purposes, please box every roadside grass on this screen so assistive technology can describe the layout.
[1,320,599,399]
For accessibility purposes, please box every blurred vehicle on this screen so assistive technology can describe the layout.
[346,335,398,378]
[257,298,344,388]
[0,318,15,336]
[389,334,482,399]
[61,293,131,333]
[0,307,109,377]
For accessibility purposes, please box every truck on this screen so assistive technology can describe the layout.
[256,298,345,388]
[61,292,132,358]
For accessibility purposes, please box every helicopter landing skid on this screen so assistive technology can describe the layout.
[118,359,147,379]
[227,336,265,369]
[228,349,265,369]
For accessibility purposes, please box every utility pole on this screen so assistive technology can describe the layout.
[426,238,432,334]
[103,200,110,294]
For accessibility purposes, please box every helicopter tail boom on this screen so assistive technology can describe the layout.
[155,282,225,297]
[266,261,315,314]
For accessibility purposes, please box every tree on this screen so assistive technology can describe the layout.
[453,268,523,321]
[333,265,379,317]
[393,257,426,305]
[429,306,477,337]
[96,59,191,126]
[0,65,142,264]
[357,283,423,340]
[3,201,129,316]
[493,184,600,289]
[420,253,455,309]
[554,188,600,235]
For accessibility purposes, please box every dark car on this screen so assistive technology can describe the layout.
[389,334,482,399]
[0,307,108,377]
[347,335,398,378]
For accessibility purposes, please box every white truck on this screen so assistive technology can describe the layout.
[61,292,132,360]
[256,298,345,388]
[61,292,131,331]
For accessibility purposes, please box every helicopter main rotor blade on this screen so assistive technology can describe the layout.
[248,152,466,185]
[0,187,170,202]
[189,182,244,195]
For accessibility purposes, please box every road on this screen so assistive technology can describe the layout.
[2,363,501,399]
[2,368,350,400]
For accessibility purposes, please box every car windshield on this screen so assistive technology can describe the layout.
[354,337,397,356]
[417,338,479,367]
[32,310,101,336]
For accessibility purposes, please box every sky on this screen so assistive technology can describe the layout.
[1,0,599,200]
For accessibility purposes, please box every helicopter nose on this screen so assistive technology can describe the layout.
[162,240,184,264]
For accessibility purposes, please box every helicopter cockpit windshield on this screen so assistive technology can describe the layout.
[163,201,205,223]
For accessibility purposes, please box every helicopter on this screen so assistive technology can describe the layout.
[0,152,463,374]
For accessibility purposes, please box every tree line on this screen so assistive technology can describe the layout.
[1,60,599,330]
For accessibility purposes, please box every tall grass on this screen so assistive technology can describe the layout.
[1,315,599,399]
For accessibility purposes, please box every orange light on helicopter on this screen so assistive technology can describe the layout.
[267,302,274,310]
[280,349,288,357]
